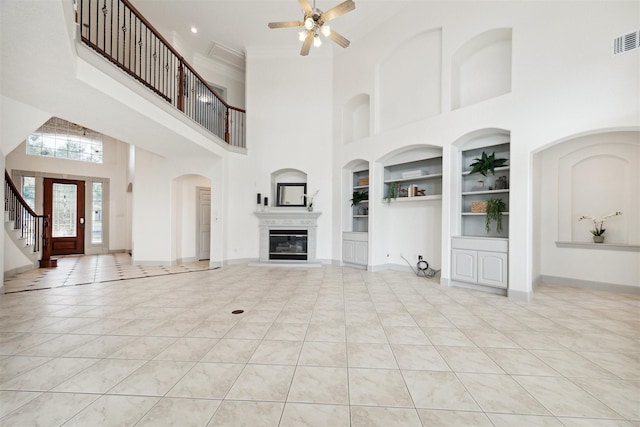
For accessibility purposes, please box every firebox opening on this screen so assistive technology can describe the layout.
[269,229,308,261]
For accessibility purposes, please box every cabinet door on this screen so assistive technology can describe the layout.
[342,240,355,264]
[477,251,508,288]
[354,241,368,265]
[451,249,477,283]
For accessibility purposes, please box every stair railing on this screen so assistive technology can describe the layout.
[76,0,246,148]
[4,171,54,267]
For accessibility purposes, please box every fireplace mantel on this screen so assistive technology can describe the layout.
[255,210,321,262]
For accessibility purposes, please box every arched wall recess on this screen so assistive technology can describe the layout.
[270,168,308,206]
[451,28,512,110]
[342,93,370,144]
[377,28,442,133]
[554,141,638,244]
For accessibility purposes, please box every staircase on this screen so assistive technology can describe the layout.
[4,171,55,276]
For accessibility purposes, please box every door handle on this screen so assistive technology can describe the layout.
[80,217,85,224]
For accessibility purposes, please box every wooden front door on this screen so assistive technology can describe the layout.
[43,178,86,255]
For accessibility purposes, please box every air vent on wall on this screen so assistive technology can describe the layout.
[613,30,639,55]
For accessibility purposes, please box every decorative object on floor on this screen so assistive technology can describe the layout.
[350,189,368,207]
[578,211,622,243]
[304,190,319,211]
[385,182,399,204]
[268,0,355,56]
[468,151,508,176]
[485,197,506,233]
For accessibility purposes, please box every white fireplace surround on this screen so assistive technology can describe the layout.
[255,211,321,263]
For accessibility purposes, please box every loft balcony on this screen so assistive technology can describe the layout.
[76,0,245,149]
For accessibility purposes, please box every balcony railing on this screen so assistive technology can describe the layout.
[76,0,246,148]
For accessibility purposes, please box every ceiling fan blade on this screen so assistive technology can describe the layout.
[268,21,303,29]
[327,29,350,48]
[300,31,313,56]
[321,0,355,22]
[298,0,313,13]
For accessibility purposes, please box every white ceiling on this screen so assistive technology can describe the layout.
[132,0,411,59]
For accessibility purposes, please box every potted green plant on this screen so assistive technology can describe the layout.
[578,211,622,243]
[350,190,368,207]
[384,182,399,204]
[485,197,506,233]
[469,151,508,176]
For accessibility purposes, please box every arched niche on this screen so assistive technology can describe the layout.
[342,93,370,144]
[377,28,442,132]
[270,168,308,207]
[547,134,639,244]
[451,28,512,110]
[342,159,370,232]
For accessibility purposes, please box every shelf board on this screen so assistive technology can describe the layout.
[462,189,510,196]
[385,195,443,203]
[384,173,443,184]
[353,185,369,190]
[353,215,368,218]
[462,212,510,216]
[462,166,510,176]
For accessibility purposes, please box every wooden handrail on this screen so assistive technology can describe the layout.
[4,171,55,267]
[77,0,246,146]
[5,171,38,218]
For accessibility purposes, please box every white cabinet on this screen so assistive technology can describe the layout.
[343,232,368,267]
[451,249,477,283]
[477,251,508,288]
[451,237,508,289]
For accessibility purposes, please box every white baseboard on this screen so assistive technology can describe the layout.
[540,275,640,294]
[507,289,533,302]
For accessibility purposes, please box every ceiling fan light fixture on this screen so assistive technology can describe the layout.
[304,17,315,30]
[313,34,322,47]
[298,31,308,42]
[320,25,331,37]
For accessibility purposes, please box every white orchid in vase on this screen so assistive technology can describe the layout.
[578,211,622,240]
[303,190,319,211]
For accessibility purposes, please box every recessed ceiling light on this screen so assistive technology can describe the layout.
[190,27,198,34]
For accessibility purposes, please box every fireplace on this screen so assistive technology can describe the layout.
[269,230,308,260]
[255,211,321,263]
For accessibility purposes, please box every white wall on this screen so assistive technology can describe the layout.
[132,147,223,266]
[536,131,640,288]
[332,1,639,298]
[243,47,334,262]
[194,54,246,109]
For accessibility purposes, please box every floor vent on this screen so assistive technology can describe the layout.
[613,30,639,55]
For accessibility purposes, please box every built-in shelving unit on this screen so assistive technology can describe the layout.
[461,144,510,238]
[452,138,511,293]
[343,168,369,268]
[352,169,369,232]
[383,157,443,203]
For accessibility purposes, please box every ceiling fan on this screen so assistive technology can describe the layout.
[268,0,356,56]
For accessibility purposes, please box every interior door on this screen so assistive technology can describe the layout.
[43,178,86,255]
[197,187,211,260]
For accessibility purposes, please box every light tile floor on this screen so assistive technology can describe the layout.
[3,253,211,293]
[0,262,638,426]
